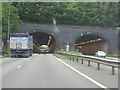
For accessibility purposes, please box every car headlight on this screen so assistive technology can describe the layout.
[10,43,16,49]
[22,44,27,49]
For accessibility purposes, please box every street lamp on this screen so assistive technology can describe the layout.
[34,22,37,32]
[7,2,11,49]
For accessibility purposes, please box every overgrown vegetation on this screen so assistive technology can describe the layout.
[56,51,82,55]
[1,2,119,57]
[2,2,20,44]
[1,48,10,57]
[13,2,118,27]
[53,53,68,59]
[2,2,119,43]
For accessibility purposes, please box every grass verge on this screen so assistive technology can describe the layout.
[56,51,82,55]
[1,48,10,58]
[53,53,68,59]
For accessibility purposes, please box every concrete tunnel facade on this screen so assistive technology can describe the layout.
[19,23,118,55]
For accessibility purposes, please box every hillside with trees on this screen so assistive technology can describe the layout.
[2,2,20,41]
[13,2,118,27]
[2,2,119,46]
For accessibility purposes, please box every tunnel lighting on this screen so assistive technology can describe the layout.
[86,41,89,43]
[75,38,103,46]
[91,40,93,42]
[87,32,90,34]
[82,42,85,44]
[75,44,78,45]
[98,38,101,41]
[81,34,83,36]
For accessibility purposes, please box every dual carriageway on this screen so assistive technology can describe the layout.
[1,28,119,89]
[1,54,119,89]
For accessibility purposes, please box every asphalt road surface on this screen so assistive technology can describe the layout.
[1,54,119,89]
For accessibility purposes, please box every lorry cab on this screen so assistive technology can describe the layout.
[10,33,33,58]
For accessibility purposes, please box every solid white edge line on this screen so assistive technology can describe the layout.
[51,54,110,89]
[17,65,22,68]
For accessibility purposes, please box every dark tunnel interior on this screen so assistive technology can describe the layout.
[75,34,107,55]
[30,32,56,53]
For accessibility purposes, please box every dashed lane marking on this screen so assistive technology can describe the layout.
[17,65,22,68]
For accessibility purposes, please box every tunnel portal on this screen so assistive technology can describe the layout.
[75,34,107,55]
[30,32,56,53]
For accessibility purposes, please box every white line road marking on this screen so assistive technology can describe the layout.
[17,65,22,68]
[52,54,110,89]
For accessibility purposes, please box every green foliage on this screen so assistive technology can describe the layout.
[118,2,120,27]
[57,50,82,55]
[2,2,20,41]
[14,2,118,27]
[0,3,2,38]
[53,53,68,59]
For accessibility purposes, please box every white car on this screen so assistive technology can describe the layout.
[95,51,106,58]
[39,48,46,54]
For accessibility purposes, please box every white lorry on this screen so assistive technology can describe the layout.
[10,33,33,57]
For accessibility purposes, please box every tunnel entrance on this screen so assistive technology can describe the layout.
[75,34,107,55]
[30,32,56,53]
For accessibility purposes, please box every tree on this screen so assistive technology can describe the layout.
[2,2,20,43]
[0,3,2,38]
[118,2,120,27]
[14,2,118,27]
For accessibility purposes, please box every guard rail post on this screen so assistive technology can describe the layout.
[97,63,100,70]
[88,60,90,66]
[76,58,78,62]
[73,57,74,61]
[69,56,71,60]
[112,66,115,75]
[81,59,83,64]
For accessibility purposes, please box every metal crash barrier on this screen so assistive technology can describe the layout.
[55,51,120,75]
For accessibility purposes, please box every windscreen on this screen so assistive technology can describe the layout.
[10,37,28,44]
[10,37,28,49]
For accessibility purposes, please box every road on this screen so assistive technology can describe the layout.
[0,54,119,89]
